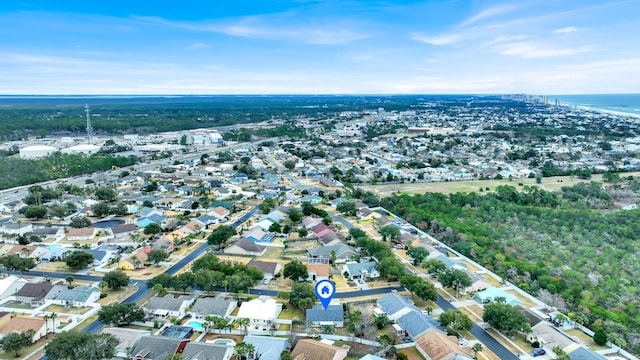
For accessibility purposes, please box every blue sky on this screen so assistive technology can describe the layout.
[0,0,638,94]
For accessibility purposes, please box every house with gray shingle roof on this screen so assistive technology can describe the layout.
[224,238,267,256]
[53,285,100,307]
[308,244,357,264]
[342,260,379,280]
[244,335,289,360]
[188,294,236,320]
[181,342,233,360]
[144,294,196,318]
[306,304,344,327]
[132,335,189,360]
[396,310,441,339]
[375,293,419,321]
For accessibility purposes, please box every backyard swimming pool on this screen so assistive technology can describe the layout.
[187,321,204,331]
[93,219,125,228]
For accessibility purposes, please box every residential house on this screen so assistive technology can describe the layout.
[0,222,33,236]
[66,227,97,241]
[188,294,236,320]
[430,254,467,271]
[224,238,267,256]
[53,286,100,307]
[210,206,230,220]
[131,335,190,360]
[144,294,196,319]
[318,231,343,247]
[244,335,288,360]
[118,249,149,270]
[246,260,281,281]
[152,238,175,253]
[40,247,68,262]
[462,271,491,294]
[395,310,441,339]
[528,322,576,356]
[474,287,523,307]
[32,227,65,242]
[307,264,330,282]
[254,218,276,232]
[109,223,139,239]
[0,275,27,300]
[193,214,218,228]
[181,342,234,360]
[342,260,380,280]
[178,221,203,235]
[565,344,607,360]
[101,327,152,359]
[290,339,349,360]
[0,315,47,342]
[136,214,167,229]
[306,304,344,327]
[374,293,419,321]
[308,244,358,264]
[235,298,282,329]
[244,227,275,243]
[414,328,474,360]
[82,249,110,267]
[14,283,66,306]
[301,217,322,229]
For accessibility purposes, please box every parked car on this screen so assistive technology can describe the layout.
[531,348,546,357]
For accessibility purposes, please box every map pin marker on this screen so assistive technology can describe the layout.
[314,279,336,310]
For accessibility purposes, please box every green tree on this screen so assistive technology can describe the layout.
[288,208,302,223]
[98,303,145,326]
[283,160,296,170]
[44,331,118,360]
[438,310,473,334]
[336,202,357,216]
[379,225,400,242]
[0,329,34,357]
[259,198,277,214]
[64,251,94,270]
[471,343,483,360]
[23,205,48,219]
[422,258,446,275]
[148,249,169,266]
[235,318,251,336]
[95,187,117,201]
[593,326,607,346]
[65,276,74,288]
[374,314,390,329]
[280,349,292,360]
[377,257,405,280]
[283,260,308,282]
[92,202,111,218]
[406,246,429,265]
[102,270,130,290]
[69,216,91,228]
[234,341,255,360]
[144,222,163,235]
[269,222,282,233]
[288,282,315,308]
[483,302,531,335]
[438,268,471,296]
[552,346,570,360]
[207,225,236,247]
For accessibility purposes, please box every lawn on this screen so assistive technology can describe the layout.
[43,304,92,315]
[278,308,304,320]
[505,290,539,308]
[1,300,36,310]
[398,346,426,360]
[565,329,610,350]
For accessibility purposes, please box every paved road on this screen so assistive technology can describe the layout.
[78,205,260,334]
[330,214,355,230]
[436,296,519,360]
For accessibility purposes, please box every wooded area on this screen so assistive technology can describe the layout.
[380,180,640,352]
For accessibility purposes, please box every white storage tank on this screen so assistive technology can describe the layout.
[19,145,57,159]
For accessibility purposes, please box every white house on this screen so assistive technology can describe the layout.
[0,275,27,300]
[235,297,282,329]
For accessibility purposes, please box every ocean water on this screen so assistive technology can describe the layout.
[549,94,640,116]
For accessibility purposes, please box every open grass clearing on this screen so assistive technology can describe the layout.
[565,329,610,350]
[398,346,426,360]
[43,304,92,315]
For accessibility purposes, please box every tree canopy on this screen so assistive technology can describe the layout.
[98,303,145,326]
[102,270,130,290]
[64,251,94,270]
[44,331,118,360]
[283,260,308,282]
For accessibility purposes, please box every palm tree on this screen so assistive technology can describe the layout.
[65,276,74,288]
[222,280,229,293]
[471,343,483,359]
[43,314,50,337]
[49,312,58,333]
[235,318,250,335]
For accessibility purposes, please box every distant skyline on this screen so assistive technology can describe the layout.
[0,0,639,95]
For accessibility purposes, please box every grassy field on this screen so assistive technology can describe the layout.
[359,172,640,197]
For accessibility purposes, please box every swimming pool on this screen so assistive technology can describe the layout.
[187,321,204,331]
[213,339,236,346]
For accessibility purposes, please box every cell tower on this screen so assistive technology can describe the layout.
[85,103,93,144]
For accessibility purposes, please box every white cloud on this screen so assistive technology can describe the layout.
[459,4,522,27]
[495,41,595,58]
[134,14,369,45]
[186,43,208,50]
[411,32,467,46]
[553,26,581,34]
